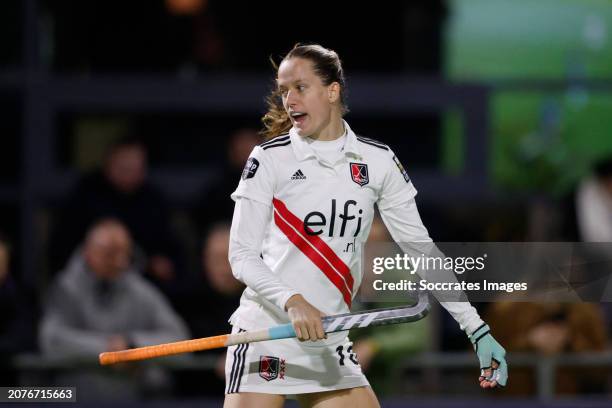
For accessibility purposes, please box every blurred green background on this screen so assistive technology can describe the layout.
[444,0,612,195]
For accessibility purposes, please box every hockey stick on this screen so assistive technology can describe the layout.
[99,290,429,365]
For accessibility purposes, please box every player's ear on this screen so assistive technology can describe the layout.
[328,82,340,104]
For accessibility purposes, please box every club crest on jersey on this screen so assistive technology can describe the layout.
[349,163,369,187]
[241,157,260,180]
[259,355,285,381]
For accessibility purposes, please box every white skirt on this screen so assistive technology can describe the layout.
[225,325,369,396]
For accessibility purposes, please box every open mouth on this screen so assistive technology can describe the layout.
[290,112,308,126]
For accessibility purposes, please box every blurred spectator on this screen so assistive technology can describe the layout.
[351,216,431,396]
[578,158,612,335]
[552,157,612,337]
[187,223,243,338]
[576,157,612,242]
[48,137,185,298]
[40,219,189,400]
[486,302,609,396]
[175,223,243,396]
[193,128,262,235]
[0,234,37,385]
[546,156,612,242]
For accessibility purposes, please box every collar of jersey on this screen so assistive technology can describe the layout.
[289,120,362,162]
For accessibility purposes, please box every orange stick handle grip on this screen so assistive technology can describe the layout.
[99,296,429,366]
[99,334,229,365]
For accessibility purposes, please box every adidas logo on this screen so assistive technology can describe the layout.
[290,169,307,180]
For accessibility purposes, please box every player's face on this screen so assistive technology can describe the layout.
[277,57,340,139]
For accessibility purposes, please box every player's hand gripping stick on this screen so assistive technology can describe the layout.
[100,291,429,365]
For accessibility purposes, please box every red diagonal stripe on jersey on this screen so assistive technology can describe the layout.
[272,198,353,290]
[273,211,352,307]
[273,198,354,290]
[272,198,353,307]
[273,199,354,288]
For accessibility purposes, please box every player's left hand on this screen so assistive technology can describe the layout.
[469,324,508,388]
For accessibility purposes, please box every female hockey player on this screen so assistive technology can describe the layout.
[225,43,507,408]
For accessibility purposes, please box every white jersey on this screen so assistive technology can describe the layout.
[228,120,483,336]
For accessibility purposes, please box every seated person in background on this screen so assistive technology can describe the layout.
[175,223,244,396]
[485,302,608,396]
[40,219,189,400]
[0,234,37,385]
[48,137,184,297]
[560,156,612,334]
[576,156,612,242]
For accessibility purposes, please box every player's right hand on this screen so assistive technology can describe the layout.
[285,294,327,342]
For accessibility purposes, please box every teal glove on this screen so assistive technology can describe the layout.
[469,324,508,388]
